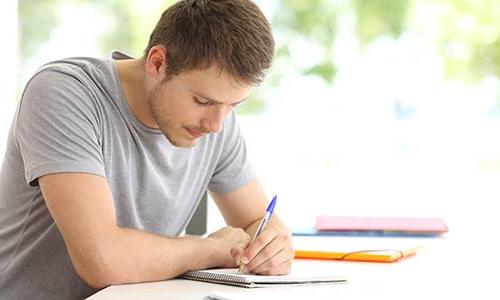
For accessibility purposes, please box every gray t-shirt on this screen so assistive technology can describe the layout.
[0,51,255,299]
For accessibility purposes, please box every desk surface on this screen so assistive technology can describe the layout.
[87,231,498,300]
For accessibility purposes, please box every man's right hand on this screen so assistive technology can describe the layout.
[207,226,250,268]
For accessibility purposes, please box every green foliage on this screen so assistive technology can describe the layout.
[274,0,337,37]
[100,0,176,56]
[353,0,411,44]
[94,1,135,55]
[472,37,500,79]
[431,0,500,82]
[76,0,174,56]
[237,90,268,115]
[18,0,500,114]
[304,60,337,82]
[19,0,59,59]
[272,0,339,83]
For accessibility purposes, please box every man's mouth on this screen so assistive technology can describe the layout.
[185,127,204,139]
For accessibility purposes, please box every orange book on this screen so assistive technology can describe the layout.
[293,237,422,263]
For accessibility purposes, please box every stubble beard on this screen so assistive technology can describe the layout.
[147,84,193,148]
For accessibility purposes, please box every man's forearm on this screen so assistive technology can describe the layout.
[76,227,225,288]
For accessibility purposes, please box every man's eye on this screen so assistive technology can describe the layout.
[194,97,210,106]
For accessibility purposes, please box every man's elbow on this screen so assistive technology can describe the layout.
[78,271,113,289]
[69,247,127,289]
[79,269,118,289]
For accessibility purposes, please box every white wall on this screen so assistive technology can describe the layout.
[0,0,18,160]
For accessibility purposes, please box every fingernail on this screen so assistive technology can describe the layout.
[241,257,249,264]
[235,255,242,265]
[241,266,248,273]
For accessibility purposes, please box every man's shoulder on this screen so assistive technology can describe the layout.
[33,55,112,85]
[19,55,118,120]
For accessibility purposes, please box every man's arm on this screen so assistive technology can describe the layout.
[210,178,294,275]
[39,173,248,289]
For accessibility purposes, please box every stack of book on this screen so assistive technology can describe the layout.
[293,216,449,237]
[292,216,448,263]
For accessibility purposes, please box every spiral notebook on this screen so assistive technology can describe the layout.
[180,267,347,288]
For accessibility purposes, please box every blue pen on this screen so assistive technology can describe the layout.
[238,195,277,273]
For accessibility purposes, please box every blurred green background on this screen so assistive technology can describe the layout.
[19,0,500,115]
[15,0,500,226]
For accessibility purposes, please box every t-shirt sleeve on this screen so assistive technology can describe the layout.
[15,67,106,186]
[208,111,256,194]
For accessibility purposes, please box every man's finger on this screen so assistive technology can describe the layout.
[230,240,250,265]
[241,227,277,263]
[255,256,292,275]
[251,247,293,274]
[244,236,283,272]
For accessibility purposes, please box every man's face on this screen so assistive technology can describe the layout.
[148,66,252,148]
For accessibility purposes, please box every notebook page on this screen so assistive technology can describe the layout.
[184,260,347,284]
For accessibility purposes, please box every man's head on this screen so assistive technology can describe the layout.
[141,0,274,148]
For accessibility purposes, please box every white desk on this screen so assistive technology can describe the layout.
[87,230,498,300]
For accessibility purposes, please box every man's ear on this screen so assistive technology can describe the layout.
[145,45,168,79]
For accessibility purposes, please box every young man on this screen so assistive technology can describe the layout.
[0,0,293,299]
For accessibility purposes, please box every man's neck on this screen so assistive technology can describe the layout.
[115,59,158,128]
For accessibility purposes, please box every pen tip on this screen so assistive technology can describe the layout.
[267,195,277,213]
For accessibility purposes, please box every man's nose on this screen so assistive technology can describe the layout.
[201,106,228,133]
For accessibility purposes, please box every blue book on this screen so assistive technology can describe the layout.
[292,227,442,238]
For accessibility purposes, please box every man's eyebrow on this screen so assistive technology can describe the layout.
[190,89,247,105]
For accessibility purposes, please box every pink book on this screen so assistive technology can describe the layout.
[315,216,449,234]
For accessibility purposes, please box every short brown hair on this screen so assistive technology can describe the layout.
[144,0,274,85]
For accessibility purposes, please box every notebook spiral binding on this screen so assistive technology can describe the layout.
[180,271,253,288]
